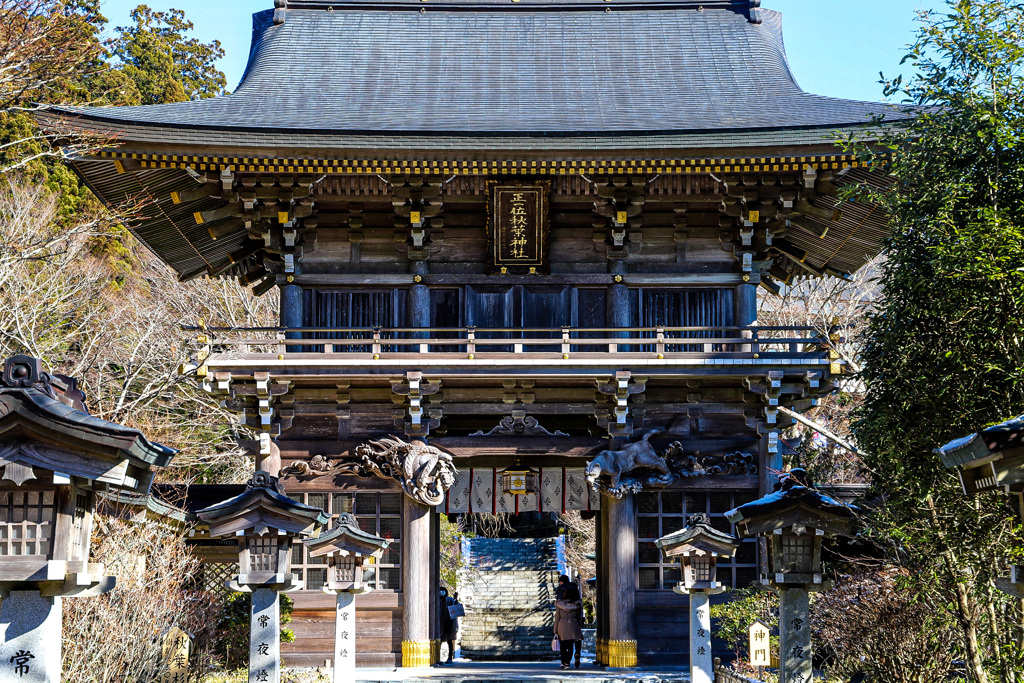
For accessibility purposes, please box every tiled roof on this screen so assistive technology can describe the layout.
[52,3,898,137]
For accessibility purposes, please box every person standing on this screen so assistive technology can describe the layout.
[553,581,584,669]
[438,587,459,665]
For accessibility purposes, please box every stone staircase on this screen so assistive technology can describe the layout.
[459,538,561,661]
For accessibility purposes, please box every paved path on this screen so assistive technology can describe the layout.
[351,660,690,683]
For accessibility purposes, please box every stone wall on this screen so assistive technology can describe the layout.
[459,538,561,660]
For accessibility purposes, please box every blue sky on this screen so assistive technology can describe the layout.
[98,0,946,103]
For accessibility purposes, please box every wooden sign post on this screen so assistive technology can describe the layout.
[159,628,191,683]
[748,619,770,680]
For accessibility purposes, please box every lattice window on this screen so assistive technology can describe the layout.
[247,536,279,572]
[637,490,760,590]
[780,535,814,573]
[687,554,713,583]
[290,491,401,591]
[0,490,56,557]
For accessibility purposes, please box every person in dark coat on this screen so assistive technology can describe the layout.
[438,587,459,665]
[556,574,571,600]
[553,581,583,669]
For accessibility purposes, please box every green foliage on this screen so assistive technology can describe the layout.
[111,5,227,106]
[710,587,778,662]
[439,513,466,589]
[214,593,295,671]
[847,1,1024,680]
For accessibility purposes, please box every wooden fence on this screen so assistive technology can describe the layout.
[714,659,765,683]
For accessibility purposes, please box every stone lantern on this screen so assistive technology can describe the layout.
[726,469,856,683]
[656,513,739,683]
[304,512,390,683]
[936,416,1024,597]
[0,355,176,683]
[197,471,328,683]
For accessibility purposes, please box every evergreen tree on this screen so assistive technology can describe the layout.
[111,5,227,106]
[853,1,1024,680]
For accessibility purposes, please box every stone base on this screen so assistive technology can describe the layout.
[606,639,637,668]
[402,640,431,668]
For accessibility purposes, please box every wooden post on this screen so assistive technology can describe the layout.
[402,496,431,667]
[604,492,637,668]
[779,587,811,683]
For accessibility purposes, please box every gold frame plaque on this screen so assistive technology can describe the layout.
[486,181,551,274]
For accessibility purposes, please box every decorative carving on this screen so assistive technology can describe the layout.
[244,469,287,496]
[586,433,759,498]
[687,512,712,528]
[283,454,336,477]
[469,411,568,437]
[1,355,87,409]
[350,436,457,506]
[664,442,759,478]
[585,430,672,498]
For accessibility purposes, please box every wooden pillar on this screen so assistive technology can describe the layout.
[407,283,430,330]
[428,509,440,664]
[604,492,637,668]
[402,496,431,667]
[734,282,757,327]
[281,282,303,342]
[607,280,630,330]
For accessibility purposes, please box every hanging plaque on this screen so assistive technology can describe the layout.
[487,181,550,274]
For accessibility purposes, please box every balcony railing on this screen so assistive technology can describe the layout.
[187,326,832,372]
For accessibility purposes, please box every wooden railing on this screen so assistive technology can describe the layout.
[188,326,829,361]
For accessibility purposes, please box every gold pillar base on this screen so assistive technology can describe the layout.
[430,639,441,665]
[595,637,606,666]
[402,640,432,667]
[606,639,637,668]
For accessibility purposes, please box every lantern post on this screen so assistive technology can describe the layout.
[655,513,739,683]
[725,469,856,683]
[197,471,328,683]
[0,355,176,683]
[303,512,390,683]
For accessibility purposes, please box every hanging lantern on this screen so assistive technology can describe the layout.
[499,466,539,496]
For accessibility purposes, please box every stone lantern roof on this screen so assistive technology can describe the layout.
[196,470,329,537]
[305,513,391,558]
[725,469,857,538]
[0,355,176,493]
[655,513,740,559]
